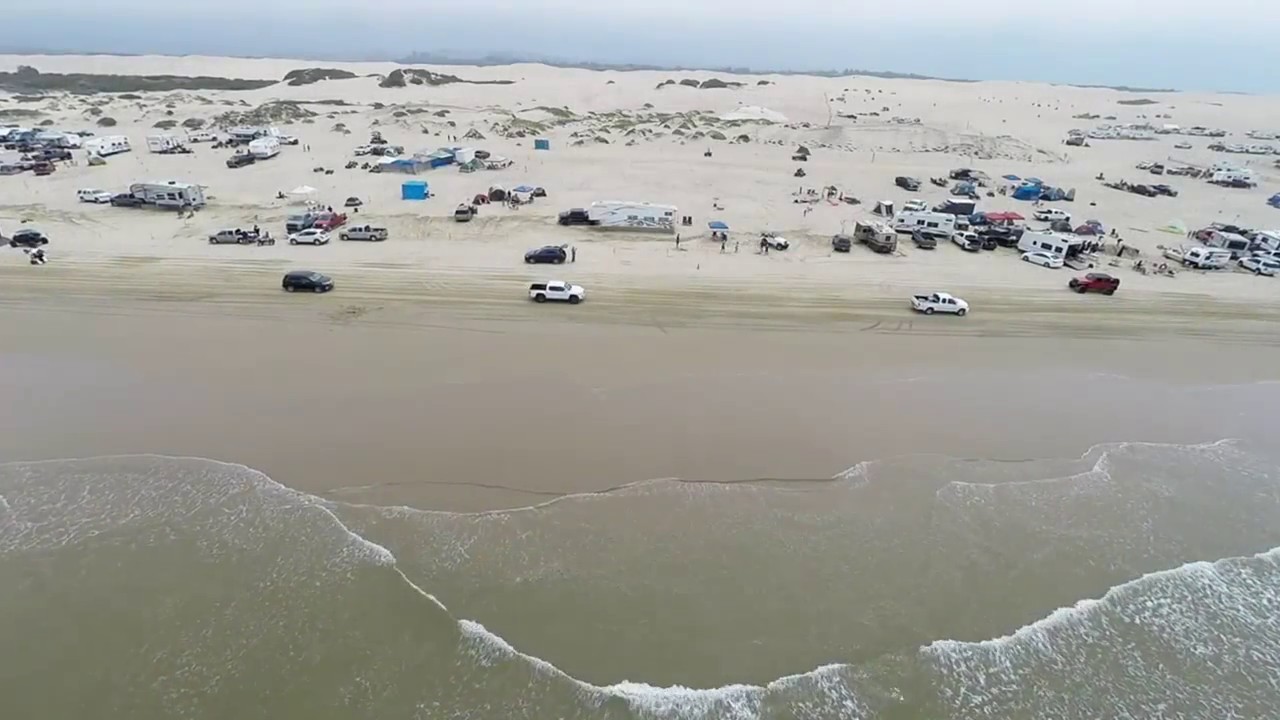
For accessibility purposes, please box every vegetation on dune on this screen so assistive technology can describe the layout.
[1116,98,1159,106]
[96,117,117,127]
[181,117,206,129]
[212,100,317,127]
[0,65,275,94]
[378,68,515,88]
[282,68,359,86]
[153,119,178,129]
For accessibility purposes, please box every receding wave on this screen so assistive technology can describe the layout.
[3,441,1279,719]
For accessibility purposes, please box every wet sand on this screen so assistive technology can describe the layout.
[3,266,1279,511]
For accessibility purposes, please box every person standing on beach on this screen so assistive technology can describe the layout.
[675,234,681,249]
[721,237,727,253]
[571,246,576,263]
[735,241,740,254]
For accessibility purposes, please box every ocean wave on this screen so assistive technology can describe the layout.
[4,445,1280,719]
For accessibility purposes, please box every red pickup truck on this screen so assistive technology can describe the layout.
[310,212,348,230]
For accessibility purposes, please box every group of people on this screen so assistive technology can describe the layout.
[25,248,47,265]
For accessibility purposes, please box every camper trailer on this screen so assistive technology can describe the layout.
[248,137,281,159]
[891,211,956,239]
[587,201,677,232]
[84,135,132,157]
[1201,229,1251,258]
[1017,232,1083,259]
[146,134,183,153]
[1211,169,1254,186]
[128,180,206,209]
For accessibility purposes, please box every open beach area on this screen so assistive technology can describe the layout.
[3,53,1280,719]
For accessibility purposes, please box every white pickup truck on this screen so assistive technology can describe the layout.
[339,225,388,242]
[911,292,969,316]
[529,281,585,304]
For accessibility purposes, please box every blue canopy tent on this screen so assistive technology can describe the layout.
[708,221,729,230]
[1011,184,1041,201]
[708,220,729,240]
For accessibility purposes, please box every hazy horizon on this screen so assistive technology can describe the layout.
[2,2,1278,92]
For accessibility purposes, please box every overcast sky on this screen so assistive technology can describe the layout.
[4,1,1278,91]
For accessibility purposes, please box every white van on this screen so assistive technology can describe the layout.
[892,211,956,239]
[1182,247,1232,270]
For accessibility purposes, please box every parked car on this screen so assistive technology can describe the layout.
[911,229,938,249]
[353,145,375,156]
[951,232,982,252]
[895,176,921,191]
[1068,273,1120,294]
[902,199,928,212]
[529,281,585,304]
[339,225,388,242]
[910,292,968,316]
[1021,251,1065,268]
[8,228,49,248]
[1239,256,1280,276]
[831,234,852,252]
[1033,208,1070,222]
[285,213,318,234]
[208,229,258,245]
[762,233,790,250]
[110,193,145,207]
[310,212,348,230]
[289,229,331,245]
[525,245,567,264]
[282,270,334,293]
[978,226,1023,247]
[557,208,598,226]
[77,188,113,204]
[226,153,256,169]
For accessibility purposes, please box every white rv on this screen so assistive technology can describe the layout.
[84,135,132,156]
[248,136,281,159]
[128,180,206,209]
[1211,169,1254,186]
[891,211,956,239]
[146,134,182,153]
[1017,231,1083,258]
[587,201,677,232]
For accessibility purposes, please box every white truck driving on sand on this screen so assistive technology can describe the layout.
[529,281,585,304]
[911,292,969,316]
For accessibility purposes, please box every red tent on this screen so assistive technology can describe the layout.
[985,211,1025,223]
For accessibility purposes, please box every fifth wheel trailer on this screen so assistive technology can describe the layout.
[587,201,677,232]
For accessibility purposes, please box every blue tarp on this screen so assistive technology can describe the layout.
[1269,193,1280,207]
[401,180,428,200]
[512,185,536,193]
[708,220,729,230]
[1002,174,1020,181]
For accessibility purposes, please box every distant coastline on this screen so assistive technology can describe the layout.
[0,46,1179,94]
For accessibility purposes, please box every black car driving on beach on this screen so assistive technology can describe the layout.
[524,245,567,264]
[281,270,334,293]
[8,229,49,248]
